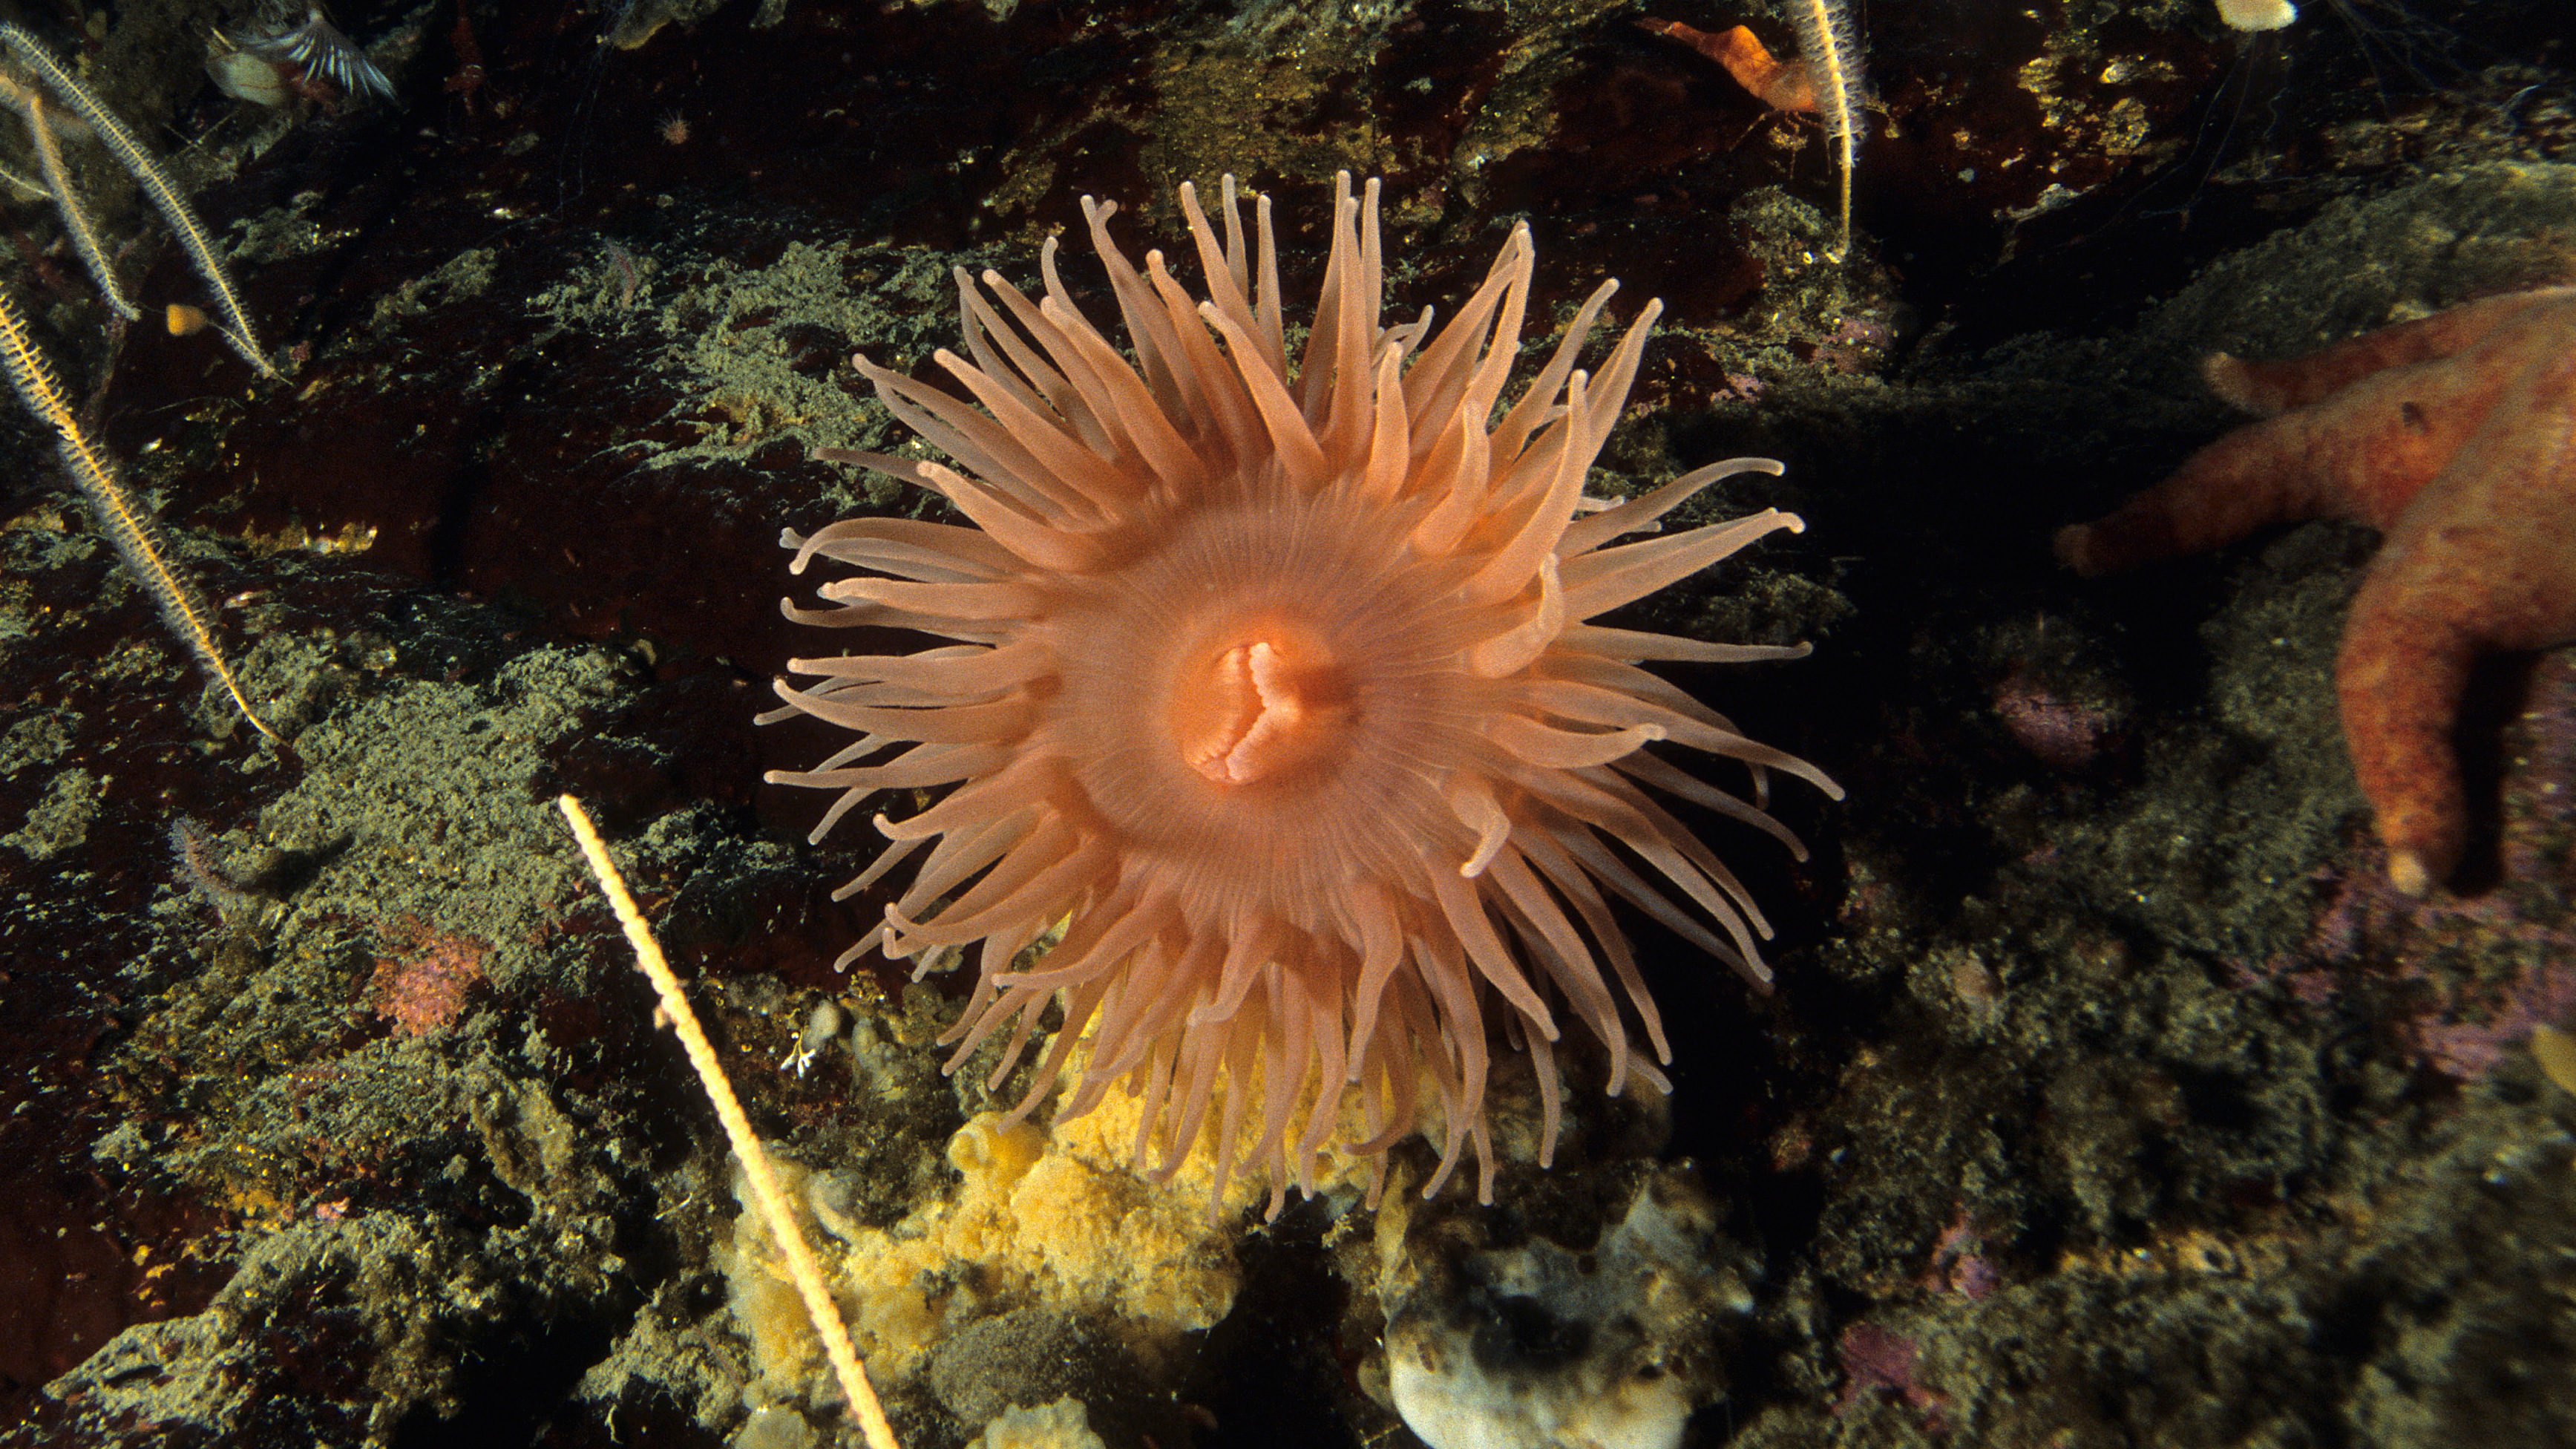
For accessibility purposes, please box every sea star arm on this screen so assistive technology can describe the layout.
[2054,334,2532,578]
[2336,344,2576,894]
[2206,286,2575,414]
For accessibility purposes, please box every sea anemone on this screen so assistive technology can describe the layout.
[767,174,1839,1208]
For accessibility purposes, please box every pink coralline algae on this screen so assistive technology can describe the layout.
[2241,861,2576,1080]
[1992,667,2116,768]
[1803,315,1898,375]
[367,920,489,1038]
[2499,652,2576,887]
[1835,1321,1948,1427]
[2402,921,2576,1080]
[1921,1211,1999,1301]
[2235,864,2370,1010]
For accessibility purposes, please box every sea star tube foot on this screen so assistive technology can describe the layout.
[2056,284,2576,894]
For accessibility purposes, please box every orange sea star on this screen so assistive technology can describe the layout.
[2055,284,2576,896]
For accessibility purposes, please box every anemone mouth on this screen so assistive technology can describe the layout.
[1170,624,1352,787]
[1032,491,1489,904]
[766,173,1839,1211]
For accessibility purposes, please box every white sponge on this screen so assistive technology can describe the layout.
[1383,1172,1749,1449]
